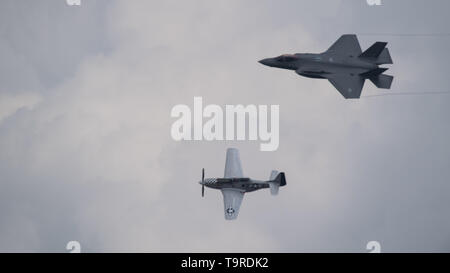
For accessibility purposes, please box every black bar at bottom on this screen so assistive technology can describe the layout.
[0,253,447,272]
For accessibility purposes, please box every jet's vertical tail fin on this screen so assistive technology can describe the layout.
[359,42,389,61]
[268,171,286,196]
[369,74,394,89]
[375,48,393,64]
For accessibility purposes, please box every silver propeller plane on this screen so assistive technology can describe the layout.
[199,148,287,220]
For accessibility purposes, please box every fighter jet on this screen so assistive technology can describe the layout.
[259,34,393,99]
[199,148,287,220]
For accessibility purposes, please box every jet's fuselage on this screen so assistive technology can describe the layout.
[259,52,378,79]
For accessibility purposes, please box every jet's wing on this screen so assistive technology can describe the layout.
[224,148,243,178]
[327,34,362,56]
[326,74,365,99]
[221,189,244,220]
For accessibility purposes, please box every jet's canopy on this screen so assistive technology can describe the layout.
[275,54,298,62]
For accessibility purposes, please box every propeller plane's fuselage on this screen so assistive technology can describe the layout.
[200,178,269,193]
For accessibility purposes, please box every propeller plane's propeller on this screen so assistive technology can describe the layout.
[201,168,205,197]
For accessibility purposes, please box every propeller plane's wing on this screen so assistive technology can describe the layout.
[224,148,243,178]
[221,189,244,220]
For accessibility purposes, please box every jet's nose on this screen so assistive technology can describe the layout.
[258,58,272,66]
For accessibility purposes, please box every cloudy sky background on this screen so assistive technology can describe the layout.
[1,0,450,252]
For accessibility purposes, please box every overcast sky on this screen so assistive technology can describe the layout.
[1,0,450,252]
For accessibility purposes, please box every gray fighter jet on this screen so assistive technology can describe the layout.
[199,148,286,220]
[259,34,393,99]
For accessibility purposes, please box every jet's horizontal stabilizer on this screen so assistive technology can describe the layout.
[369,74,394,89]
[360,67,388,78]
[359,42,387,59]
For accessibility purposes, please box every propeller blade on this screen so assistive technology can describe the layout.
[201,168,205,197]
